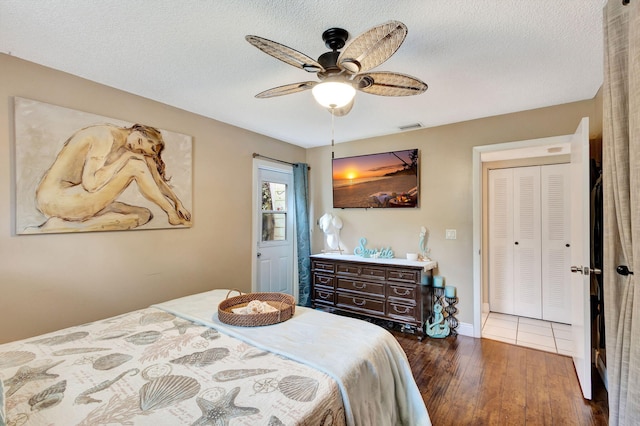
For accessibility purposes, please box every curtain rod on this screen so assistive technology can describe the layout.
[252,153,310,170]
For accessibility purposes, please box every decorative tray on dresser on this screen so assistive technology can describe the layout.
[310,253,437,340]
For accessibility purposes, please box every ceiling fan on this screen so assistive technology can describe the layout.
[246,20,428,116]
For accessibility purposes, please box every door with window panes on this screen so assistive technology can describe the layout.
[256,166,294,295]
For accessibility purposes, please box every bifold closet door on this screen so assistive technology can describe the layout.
[541,164,571,323]
[488,168,514,315]
[489,164,571,322]
[489,166,543,319]
[512,167,542,318]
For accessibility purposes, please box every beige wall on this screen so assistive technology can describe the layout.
[0,54,306,343]
[0,52,603,343]
[306,99,602,329]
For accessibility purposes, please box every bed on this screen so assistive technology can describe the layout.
[0,289,430,425]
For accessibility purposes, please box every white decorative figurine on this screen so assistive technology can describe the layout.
[419,226,431,261]
[319,213,343,253]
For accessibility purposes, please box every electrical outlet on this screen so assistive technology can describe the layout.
[445,229,457,240]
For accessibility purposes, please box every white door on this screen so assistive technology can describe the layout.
[569,117,592,400]
[488,168,515,314]
[541,164,572,323]
[513,167,542,318]
[256,166,294,295]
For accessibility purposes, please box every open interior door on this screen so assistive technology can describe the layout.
[569,117,592,400]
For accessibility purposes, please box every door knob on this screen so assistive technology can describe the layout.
[257,252,262,258]
[571,266,601,275]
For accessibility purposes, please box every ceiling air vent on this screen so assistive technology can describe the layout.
[398,123,424,131]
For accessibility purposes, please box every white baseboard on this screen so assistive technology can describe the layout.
[455,322,474,337]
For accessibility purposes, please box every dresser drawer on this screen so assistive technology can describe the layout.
[313,288,335,306]
[313,273,335,289]
[312,260,336,274]
[360,266,386,280]
[336,263,386,280]
[388,268,420,283]
[336,278,385,297]
[387,283,418,303]
[336,293,385,316]
[387,300,419,323]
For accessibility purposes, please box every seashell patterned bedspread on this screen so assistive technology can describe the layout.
[0,307,345,425]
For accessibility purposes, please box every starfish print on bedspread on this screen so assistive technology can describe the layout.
[166,319,200,335]
[4,360,64,396]
[191,387,259,426]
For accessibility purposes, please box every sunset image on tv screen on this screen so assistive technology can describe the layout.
[332,148,419,208]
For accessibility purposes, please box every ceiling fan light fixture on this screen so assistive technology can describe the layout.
[312,81,356,109]
[247,21,426,116]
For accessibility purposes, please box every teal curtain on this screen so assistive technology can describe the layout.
[293,163,312,307]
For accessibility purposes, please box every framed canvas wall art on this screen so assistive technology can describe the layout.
[14,97,193,234]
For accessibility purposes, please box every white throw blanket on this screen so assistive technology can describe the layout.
[0,379,5,426]
[154,289,431,426]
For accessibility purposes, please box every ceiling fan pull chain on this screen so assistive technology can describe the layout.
[331,108,335,159]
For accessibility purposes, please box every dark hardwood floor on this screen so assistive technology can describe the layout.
[392,332,609,425]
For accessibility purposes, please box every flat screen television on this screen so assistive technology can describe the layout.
[332,148,419,208]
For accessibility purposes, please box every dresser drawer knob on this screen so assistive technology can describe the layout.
[394,288,411,296]
[353,298,366,306]
[353,282,366,289]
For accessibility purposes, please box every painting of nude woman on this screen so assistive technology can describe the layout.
[14,97,192,234]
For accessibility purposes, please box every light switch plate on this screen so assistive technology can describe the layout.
[445,229,457,240]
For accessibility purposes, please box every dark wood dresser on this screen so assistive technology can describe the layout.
[310,254,437,339]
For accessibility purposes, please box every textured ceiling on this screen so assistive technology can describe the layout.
[0,1,607,148]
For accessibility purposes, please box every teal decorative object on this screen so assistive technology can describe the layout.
[426,303,450,338]
[445,286,456,298]
[433,276,444,287]
[354,238,394,259]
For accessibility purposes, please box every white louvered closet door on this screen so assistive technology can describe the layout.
[488,164,572,321]
[512,167,542,318]
[541,164,571,323]
[488,168,514,315]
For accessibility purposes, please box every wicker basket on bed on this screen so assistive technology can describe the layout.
[218,290,295,327]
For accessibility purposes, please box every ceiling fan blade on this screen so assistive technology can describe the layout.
[337,21,407,74]
[356,72,428,96]
[327,99,354,117]
[246,35,324,72]
[255,81,317,98]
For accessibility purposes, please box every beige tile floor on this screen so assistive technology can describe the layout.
[481,311,574,356]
